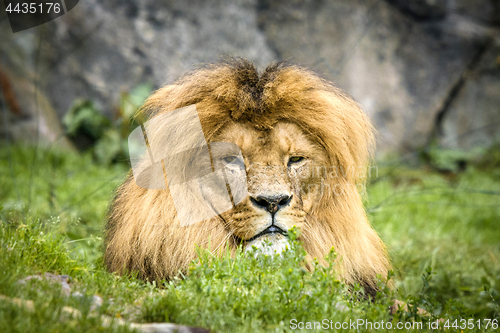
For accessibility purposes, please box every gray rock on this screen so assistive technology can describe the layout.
[1,0,499,154]
[257,0,494,154]
[440,39,500,150]
[130,322,210,333]
[455,0,500,25]
[41,0,275,120]
[18,272,72,296]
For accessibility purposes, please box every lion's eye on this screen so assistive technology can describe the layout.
[288,156,305,165]
[222,156,238,164]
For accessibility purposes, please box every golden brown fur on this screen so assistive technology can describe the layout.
[104,59,390,296]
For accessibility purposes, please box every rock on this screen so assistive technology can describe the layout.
[18,272,72,296]
[257,0,483,154]
[18,273,104,311]
[385,0,448,20]
[91,294,104,311]
[455,0,500,25]
[1,0,274,147]
[130,322,211,333]
[70,292,103,311]
[1,293,210,333]
[36,0,275,120]
[387,1,500,25]
[440,39,500,149]
[1,0,499,154]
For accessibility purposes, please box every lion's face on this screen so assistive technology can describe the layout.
[211,121,328,252]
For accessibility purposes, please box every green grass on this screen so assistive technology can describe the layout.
[0,144,128,262]
[0,144,499,332]
[367,165,500,319]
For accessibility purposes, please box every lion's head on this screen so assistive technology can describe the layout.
[105,59,390,295]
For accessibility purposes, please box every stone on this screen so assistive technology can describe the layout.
[257,0,483,154]
[440,39,500,150]
[1,0,499,155]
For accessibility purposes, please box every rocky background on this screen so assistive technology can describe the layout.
[1,0,499,155]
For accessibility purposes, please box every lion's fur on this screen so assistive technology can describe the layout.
[105,59,390,295]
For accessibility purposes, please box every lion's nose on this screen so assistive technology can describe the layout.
[250,194,292,214]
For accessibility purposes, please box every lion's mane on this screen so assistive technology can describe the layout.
[105,59,390,295]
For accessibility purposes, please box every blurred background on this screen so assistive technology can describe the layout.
[1,0,500,326]
[1,0,499,157]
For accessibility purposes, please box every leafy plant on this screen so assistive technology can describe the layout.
[63,83,153,165]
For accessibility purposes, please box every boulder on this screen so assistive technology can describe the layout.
[1,0,498,155]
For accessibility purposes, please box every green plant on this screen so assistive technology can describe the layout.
[63,83,153,165]
[1,144,499,332]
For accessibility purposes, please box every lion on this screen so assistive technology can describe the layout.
[104,58,391,297]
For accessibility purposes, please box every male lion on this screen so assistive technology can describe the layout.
[105,59,390,297]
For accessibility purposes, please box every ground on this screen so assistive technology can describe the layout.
[0,144,499,332]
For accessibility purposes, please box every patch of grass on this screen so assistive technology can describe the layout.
[367,165,500,318]
[0,144,499,332]
[0,212,141,332]
[0,143,128,263]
